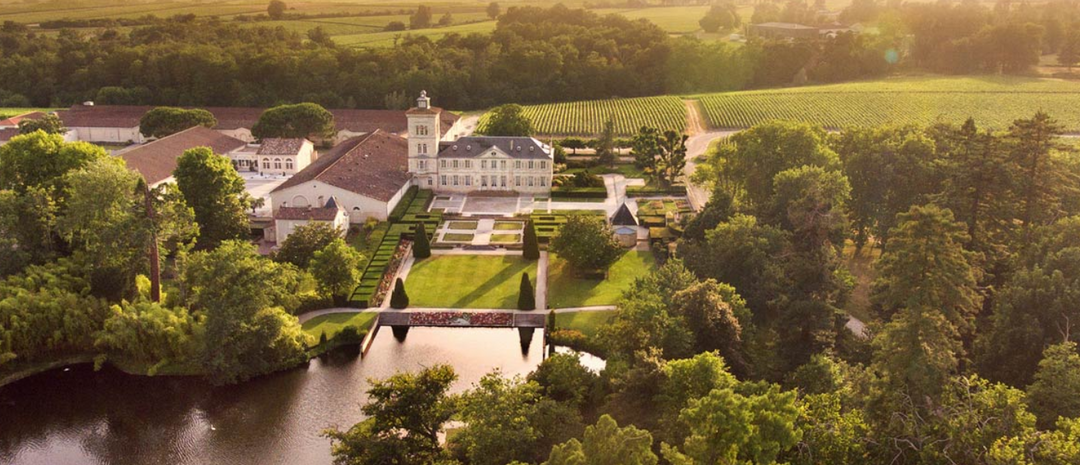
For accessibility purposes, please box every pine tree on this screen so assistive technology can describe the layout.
[518,273,536,310]
[413,222,431,259]
[523,220,540,260]
[390,278,410,309]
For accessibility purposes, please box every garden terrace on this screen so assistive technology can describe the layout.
[404,255,538,309]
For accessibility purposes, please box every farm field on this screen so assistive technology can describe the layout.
[695,76,1080,131]
[478,95,687,136]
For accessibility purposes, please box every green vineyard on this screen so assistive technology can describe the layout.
[696,76,1080,131]
[478,96,687,137]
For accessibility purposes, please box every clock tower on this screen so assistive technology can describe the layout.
[406,90,442,187]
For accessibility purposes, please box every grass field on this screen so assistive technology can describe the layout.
[0,108,55,119]
[478,95,687,136]
[547,251,655,308]
[301,312,377,341]
[695,76,1080,131]
[405,255,537,309]
[555,311,614,338]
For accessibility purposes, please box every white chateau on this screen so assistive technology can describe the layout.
[406,91,553,194]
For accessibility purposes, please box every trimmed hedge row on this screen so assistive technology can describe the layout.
[350,189,441,307]
[626,185,688,197]
[551,186,608,200]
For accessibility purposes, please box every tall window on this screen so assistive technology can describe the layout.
[528,160,534,170]
[540,161,547,169]
[540,177,547,187]
[419,160,426,170]
[417,125,428,136]
[286,159,293,170]
[441,175,447,186]
[481,175,488,187]
[501,176,507,187]
[465,160,472,169]
[274,158,282,170]
[491,161,497,171]
[453,160,459,169]
[515,176,521,187]
[515,161,522,169]
[465,176,472,186]
[481,160,488,169]
[441,160,447,168]
[453,175,459,186]
[528,177,534,187]
[500,160,506,169]
[262,158,270,169]
[419,143,428,154]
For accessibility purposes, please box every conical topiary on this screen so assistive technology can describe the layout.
[518,272,536,310]
[413,222,431,259]
[390,278,410,309]
[523,220,540,260]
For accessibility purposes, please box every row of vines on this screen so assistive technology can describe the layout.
[478,96,687,137]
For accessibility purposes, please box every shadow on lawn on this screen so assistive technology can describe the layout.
[449,258,534,308]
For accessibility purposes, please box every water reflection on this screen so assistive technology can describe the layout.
[0,327,545,465]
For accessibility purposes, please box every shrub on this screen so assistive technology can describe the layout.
[523,220,540,260]
[551,187,608,200]
[570,171,605,188]
[389,186,419,221]
[519,273,536,310]
[390,278,409,309]
[413,222,431,259]
[335,326,364,345]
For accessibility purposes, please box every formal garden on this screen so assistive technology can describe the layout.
[404,255,538,309]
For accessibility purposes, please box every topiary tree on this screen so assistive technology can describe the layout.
[523,220,540,260]
[390,278,410,309]
[518,272,536,310]
[413,222,431,259]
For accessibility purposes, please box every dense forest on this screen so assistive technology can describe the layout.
[0,0,1074,110]
[322,112,1080,465]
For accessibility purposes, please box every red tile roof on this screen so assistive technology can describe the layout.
[275,205,342,221]
[0,128,20,142]
[257,138,308,156]
[120,126,247,185]
[272,130,410,202]
[0,111,47,127]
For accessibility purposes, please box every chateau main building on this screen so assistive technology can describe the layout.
[406,91,554,195]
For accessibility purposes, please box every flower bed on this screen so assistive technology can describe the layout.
[408,312,513,327]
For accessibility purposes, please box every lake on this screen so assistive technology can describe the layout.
[0,326,581,465]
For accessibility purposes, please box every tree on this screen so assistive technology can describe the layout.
[661,384,801,465]
[545,415,658,465]
[523,220,540,260]
[596,117,618,168]
[549,216,622,276]
[94,300,203,375]
[17,114,66,135]
[518,272,536,310]
[599,261,698,360]
[452,373,582,465]
[0,131,107,193]
[483,104,533,137]
[709,121,839,210]
[325,365,457,465]
[699,4,739,33]
[631,127,687,188]
[410,5,434,29]
[182,241,309,384]
[1008,112,1074,237]
[413,222,431,259]
[487,2,501,19]
[670,280,751,375]
[390,278,409,309]
[310,239,364,303]
[174,147,252,249]
[871,205,981,334]
[1027,342,1080,429]
[267,0,287,20]
[527,352,599,409]
[139,107,217,139]
[873,305,962,403]
[251,103,335,141]
[0,187,58,276]
[274,222,342,268]
[1059,30,1080,69]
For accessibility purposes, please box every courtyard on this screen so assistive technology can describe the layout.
[404,254,539,309]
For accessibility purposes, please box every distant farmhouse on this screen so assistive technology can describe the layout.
[748,22,859,40]
[0,111,47,146]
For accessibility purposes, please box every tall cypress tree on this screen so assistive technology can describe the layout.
[518,272,536,310]
[390,278,410,309]
[413,222,431,259]
[523,220,540,260]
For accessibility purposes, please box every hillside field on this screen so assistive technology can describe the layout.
[695,76,1080,131]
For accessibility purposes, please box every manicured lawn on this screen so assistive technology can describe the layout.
[447,221,478,230]
[547,251,656,308]
[302,312,377,341]
[555,311,614,338]
[491,234,521,243]
[442,233,475,242]
[406,255,538,309]
[493,221,523,230]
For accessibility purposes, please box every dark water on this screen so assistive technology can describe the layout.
[0,327,553,465]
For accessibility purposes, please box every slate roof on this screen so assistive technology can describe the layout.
[257,138,308,155]
[55,104,460,136]
[272,130,410,202]
[119,126,247,185]
[437,137,553,160]
[611,203,638,226]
